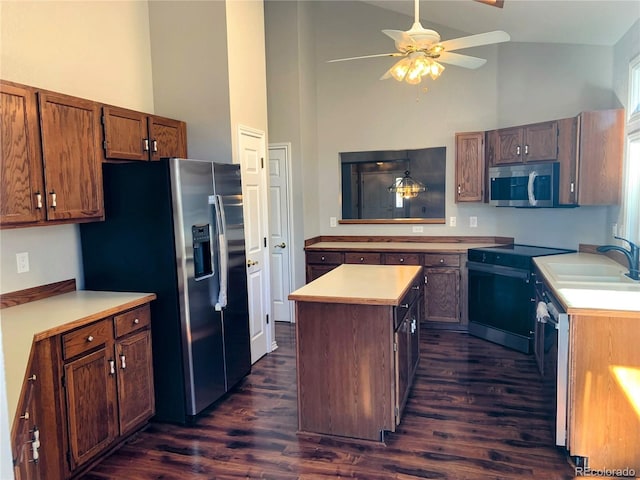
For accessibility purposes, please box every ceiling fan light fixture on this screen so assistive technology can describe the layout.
[390,57,412,81]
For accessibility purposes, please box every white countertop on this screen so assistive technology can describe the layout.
[534,253,640,315]
[306,241,503,252]
[288,264,422,305]
[1,290,156,420]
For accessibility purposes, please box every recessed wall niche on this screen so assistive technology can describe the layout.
[340,147,446,223]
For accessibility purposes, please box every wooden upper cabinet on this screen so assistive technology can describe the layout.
[556,109,623,206]
[102,106,187,162]
[149,115,187,160]
[38,91,104,222]
[455,131,485,202]
[0,81,45,225]
[492,121,558,165]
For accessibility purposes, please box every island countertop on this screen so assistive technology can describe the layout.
[288,264,422,305]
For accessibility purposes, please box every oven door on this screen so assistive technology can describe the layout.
[467,261,534,353]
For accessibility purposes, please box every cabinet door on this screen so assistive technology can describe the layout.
[38,91,103,221]
[116,329,155,436]
[0,81,45,226]
[102,106,149,161]
[494,127,523,165]
[64,347,117,470]
[455,132,485,202]
[394,316,410,425]
[424,268,460,324]
[148,116,187,161]
[523,121,557,162]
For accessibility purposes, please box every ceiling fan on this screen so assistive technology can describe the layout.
[328,0,510,85]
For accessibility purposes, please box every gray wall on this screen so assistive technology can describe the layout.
[265,0,636,253]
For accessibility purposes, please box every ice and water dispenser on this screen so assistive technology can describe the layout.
[192,224,214,279]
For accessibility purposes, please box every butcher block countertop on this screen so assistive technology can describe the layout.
[288,264,422,305]
[1,290,156,419]
[534,253,640,316]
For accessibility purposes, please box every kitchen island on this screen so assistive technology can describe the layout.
[288,264,423,442]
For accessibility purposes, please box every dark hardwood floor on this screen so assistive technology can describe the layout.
[80,322,576,480]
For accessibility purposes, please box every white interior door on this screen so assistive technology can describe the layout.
[268,144,293,323]
[238,126,271,364]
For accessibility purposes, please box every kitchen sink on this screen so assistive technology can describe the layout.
[545,262,639,285]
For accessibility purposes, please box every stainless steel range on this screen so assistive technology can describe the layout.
[467,244,574,353]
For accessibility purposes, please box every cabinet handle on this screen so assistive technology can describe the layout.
[20,412,30,420]
[35,192,43,209]
[570,182,575,193]
[87,335,94,342]
[134,318,140,324]
[49,191,57,208]
[109,360,115,375]
[412,285,420,290]
[143,138,150,152]
[120,355,126,370]
[516,145,521,156]
[524,144,529,155]
[152,139,158,152]
[30,427,40,464]
[401,303,409,308]
[457,185,461,194]
[28,374,37,382]
[411,318,417,334]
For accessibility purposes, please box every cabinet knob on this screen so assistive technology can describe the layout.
[360,257,364,262]
[27,374,37,382]
[321,256,326,261]
[20,412,30,420]
[401,303,409,308]
[412,285,420,290]
[134,318,140,324]
[439,258,444,263]
[399,258,405,263]
[87,335,94,342]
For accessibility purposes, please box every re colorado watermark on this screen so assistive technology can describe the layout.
[575,466,636,477]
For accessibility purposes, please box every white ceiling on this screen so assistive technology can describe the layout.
[361,0,640,46]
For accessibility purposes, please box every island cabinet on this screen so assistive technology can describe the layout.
[2,287,156,480]
[101,106,187,162]
[0,80,104,228]
[289,264,423,442]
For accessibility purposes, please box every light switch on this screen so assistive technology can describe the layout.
[469,216,478,228]
[449,216,456,227]
[330,217,337,227]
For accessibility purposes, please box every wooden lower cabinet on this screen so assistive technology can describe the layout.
[305,251,344,282]
[295,276,422,441]
[10,302,154,480]
[567,313,639,471]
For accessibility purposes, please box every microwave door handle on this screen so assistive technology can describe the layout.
[527,171,538,206]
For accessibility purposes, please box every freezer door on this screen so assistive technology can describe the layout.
[212,163,251,389]
[170,158,226,415]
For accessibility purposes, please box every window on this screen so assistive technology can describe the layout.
[623,55,640,243]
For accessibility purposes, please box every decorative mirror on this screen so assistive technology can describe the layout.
[340,147,446,223]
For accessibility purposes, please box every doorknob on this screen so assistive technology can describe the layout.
[275,242,286,249]
[247,259,259,267]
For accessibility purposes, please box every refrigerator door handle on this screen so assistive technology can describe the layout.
[214,194,229,310]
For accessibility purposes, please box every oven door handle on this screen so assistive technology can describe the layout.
[467,261,530,280]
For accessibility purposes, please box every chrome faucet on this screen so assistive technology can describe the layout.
[596,236,640,281]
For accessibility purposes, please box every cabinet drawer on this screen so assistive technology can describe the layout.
[306,251,344,264]
[62,319,111,360]
[114,304,151,339]
[345,252,381,264]
[383,253,422,265]
[394,280,422,329]
[423,253,460,267]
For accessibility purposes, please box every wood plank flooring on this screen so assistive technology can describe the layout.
[80,323,576,480]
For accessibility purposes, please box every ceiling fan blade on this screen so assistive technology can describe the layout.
[474,0,505,7]
[382,29,415,52]
[438,31,510,52]
[327,52,404,63]
[437,52,487,69]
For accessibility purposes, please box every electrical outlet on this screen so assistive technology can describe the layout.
[330,217,337,228]
[16,252,29,273]
[449,216,456,227]
[469,216,478,228]
[412,225,424,233]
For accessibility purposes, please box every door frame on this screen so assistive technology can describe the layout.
[269,142,296,323]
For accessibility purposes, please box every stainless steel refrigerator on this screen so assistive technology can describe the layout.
[80,158,251,424]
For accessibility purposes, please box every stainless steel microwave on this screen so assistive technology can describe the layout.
[489,162,560,207]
